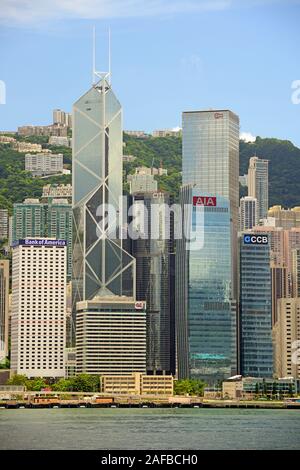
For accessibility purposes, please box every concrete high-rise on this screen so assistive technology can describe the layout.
[0,209,8,240]
[0,260,9,362]
[12,198,72,280]
[268,206,300,229]
[76,297,146,375]
[239,196,257,231]
[131,191,175,375]
[240,233,273,377]
[292,249,300,297]
[273,298,300,379]
[176,188,236,383]
[11,238,67,378]
[248,156,269,221]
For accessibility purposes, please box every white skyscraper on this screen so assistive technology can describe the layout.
[11,238,67,378]
[240,196,258,231]
[248,156,269,221]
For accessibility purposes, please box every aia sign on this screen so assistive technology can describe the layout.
[214,112,223,119]
[193,196,217,207]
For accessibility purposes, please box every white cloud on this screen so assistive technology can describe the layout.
[240,132,256,143]
[0,0,232,25]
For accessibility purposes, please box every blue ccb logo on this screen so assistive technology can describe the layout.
[244,234,268,245]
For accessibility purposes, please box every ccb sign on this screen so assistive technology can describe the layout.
[244,234,269,245]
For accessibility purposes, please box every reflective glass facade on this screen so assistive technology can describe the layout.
[182,110,239,300]
[240,235,273,377]
[176,186,236,384]
[72,78,135,339]
[131,192,175,374]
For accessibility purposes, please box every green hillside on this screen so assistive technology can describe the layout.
[0,134,299,212]
[123,134,300,207]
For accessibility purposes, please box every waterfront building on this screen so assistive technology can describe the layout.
[176,187,236,383]
[0,260,9,361]
[248,156,269,221]
[222,376,297,399]
[10,238,67,378]
[76,297,146,375]
[100,373,174,396]
[240,233,273,377]
[239,196,257,231]
[131,191,175,374]
[273,298,300,379]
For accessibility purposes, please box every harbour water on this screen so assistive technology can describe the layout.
[0,408,300,450]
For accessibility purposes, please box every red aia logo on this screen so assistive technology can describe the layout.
[193,196,217,207]
[214,112,223,119]
[135,301,144,310]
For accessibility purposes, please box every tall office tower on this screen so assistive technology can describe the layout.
[271,264,288,325]
[239,196,257,231]
[76,297,146,375]
[240,234,273,377]
[131,191,175,375]
[0,260,9,362]
[248,156,269,221]
[176,188,236,383]
[12,198,72,281]
[72,69,136,351]
[11,238,67,378]
[0,209,8,240]
[268,206,300,229]
[182,109,239,300]
[273,298,300,378]
[292,249,300,297]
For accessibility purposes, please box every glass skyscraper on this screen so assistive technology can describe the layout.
[131,191,175,375]
[176,187,236,383]
[182,109,239,299]
[240,233,273,377]
[72,75,135,335]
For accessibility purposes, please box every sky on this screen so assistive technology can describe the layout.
[0,0,300,145]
